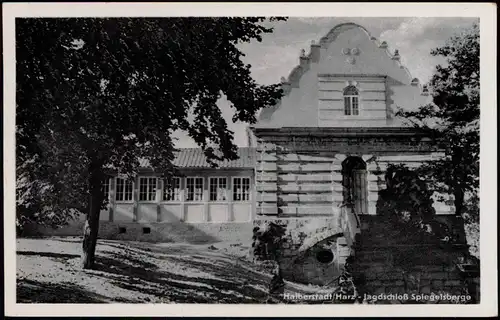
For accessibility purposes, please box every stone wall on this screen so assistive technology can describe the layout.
[24,221,253,245]
[255,146,341,217]
[354,245,470,296]
[352,216,479,304]
[252,132,458,289]
[252,217,349,286]
[254,132,453,219]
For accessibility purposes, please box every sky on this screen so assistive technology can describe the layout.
[173,17,478,149]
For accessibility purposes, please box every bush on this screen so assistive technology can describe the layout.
[377,164,436,222]
[374,164,463,245]
[251,222,286,262]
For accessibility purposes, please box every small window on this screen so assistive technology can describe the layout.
[316,249,334,264]
[119,227,127,234]
[186,177,204,202]
[343,85,360,116]
[209,177,228,201]
[116,177,133,202]
[143,227,151,234]
[139,177,157,201]
[163,177,181,201]
[233,177,250,202]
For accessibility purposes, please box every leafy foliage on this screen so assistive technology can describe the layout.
[377,164,436,222]
[332,255,360,304]
[395,23,479,217]
[251,222,287,297]
[375,164,463,245]
[463,192,479,257]
[252,222,287,262]
[16,17,287,265]
[16,131,92,232]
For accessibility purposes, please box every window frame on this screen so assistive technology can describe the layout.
[209,176,228,203]
[138,176,158,203]
[115,176,135,203]
[343,85,361,116]
[232,176,251,203]
[162,176,182,203]
[185,176,204,202]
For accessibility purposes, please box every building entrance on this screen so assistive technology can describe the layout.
[342,156,368,215]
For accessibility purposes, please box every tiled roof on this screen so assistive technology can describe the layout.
[139,147,256,169]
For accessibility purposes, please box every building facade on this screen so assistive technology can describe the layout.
[30,23,470,289]
[33,147,257,244]
[251,22,453,219]
[246,22,456,285]
[100,147,256,225]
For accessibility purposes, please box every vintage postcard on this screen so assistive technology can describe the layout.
[3,2,497,317]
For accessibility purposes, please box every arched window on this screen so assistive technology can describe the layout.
[343,85,359,116]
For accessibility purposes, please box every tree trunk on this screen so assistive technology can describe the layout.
[454,188,465,217]
[81,169,104,269]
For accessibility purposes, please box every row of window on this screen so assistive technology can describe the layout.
[103,176,251,203]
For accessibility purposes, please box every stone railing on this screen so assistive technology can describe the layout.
[340,202,361,247]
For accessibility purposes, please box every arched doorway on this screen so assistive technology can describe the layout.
[342,156,368,215]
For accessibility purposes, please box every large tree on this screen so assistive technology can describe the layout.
[16,17,286,268]
[396,23,479,218]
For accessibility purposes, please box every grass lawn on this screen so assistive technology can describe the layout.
[16,237,336,304]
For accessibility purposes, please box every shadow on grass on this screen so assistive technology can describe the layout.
[89,243,274,303]
[100,240,205,257]
[51,237,83,243]
[16,239,299,303]
[16,278,134,303]
[17,251,81,259]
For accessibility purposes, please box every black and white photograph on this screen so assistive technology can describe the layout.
[3,2,497,317]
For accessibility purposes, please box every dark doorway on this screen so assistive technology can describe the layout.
[342,156,368,214]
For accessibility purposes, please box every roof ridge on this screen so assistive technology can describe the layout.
[139,146,256,169]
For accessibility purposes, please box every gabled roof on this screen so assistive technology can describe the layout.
[254,22,432,129]
[139,147,256,169]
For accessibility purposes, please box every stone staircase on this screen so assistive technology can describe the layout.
[349,215,480,303]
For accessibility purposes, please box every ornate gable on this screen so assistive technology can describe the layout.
[254,23,431,130]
